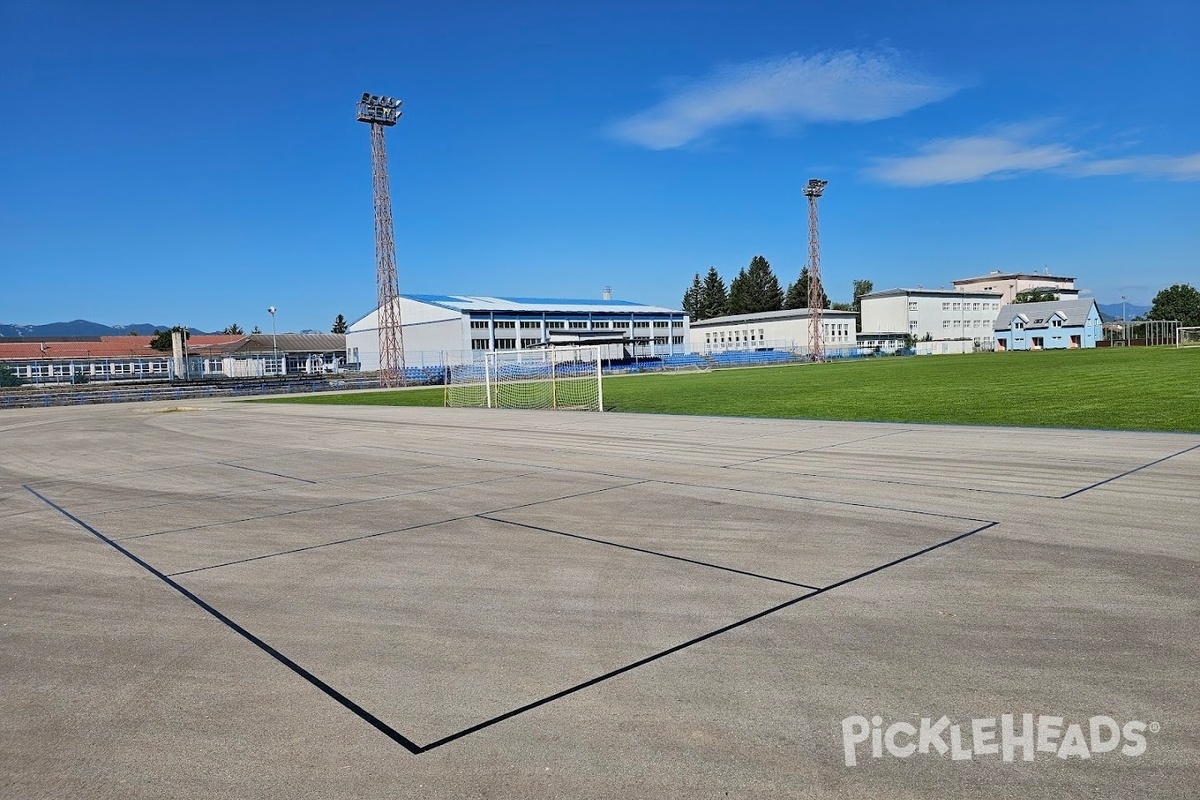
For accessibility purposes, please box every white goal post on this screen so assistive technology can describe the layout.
[1177,327,1200,348]
[446,345,605,411]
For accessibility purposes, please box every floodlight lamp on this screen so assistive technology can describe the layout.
[268,306,276,315]
[361,92,370,101]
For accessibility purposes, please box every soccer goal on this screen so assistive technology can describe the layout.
[1177,327,1200,348]
[446,346,604,411]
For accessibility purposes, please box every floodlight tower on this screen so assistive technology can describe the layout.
[803,178,829,363]
[357,92,406,386]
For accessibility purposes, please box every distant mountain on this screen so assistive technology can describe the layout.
[0,320,213,338]
[1097,303,1150,322]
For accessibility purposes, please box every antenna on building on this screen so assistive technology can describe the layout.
[602,286,612,301]
[357,92,406,387]
[802,178,828,363]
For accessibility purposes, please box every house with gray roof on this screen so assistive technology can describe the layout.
[993,298,1102,351]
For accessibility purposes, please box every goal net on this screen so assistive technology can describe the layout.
[446,346,604,411]
[1177,327,1200,348]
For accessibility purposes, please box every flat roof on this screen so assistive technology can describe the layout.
[406,294,680,315]
[862,288,1003,299]
[689,308,858,328]
[953,271,1075,284]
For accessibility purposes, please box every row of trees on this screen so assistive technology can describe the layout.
[682,256,873,320]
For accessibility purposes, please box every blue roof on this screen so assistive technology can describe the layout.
[400,294,679,314]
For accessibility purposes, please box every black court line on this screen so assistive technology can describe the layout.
[221,462,319,485]
[164,480,648,576]
[1059,441,1200,498]
[27,480,997,756]
[417,520,999,753]
[23,484,425,755]
[480,515,820,590]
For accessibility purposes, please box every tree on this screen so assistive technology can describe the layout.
[783,267,829,309]
[852,279,874,312]
[0,364,20,387]
[331,314,348,334]
[831,301,854,311]
[1148,283,1200,327]
[251,325,262,334]
[728,255,783,315]
[697,266,729,320]
[149,326,188,352]
[1014,289,1059,304]
[681,274,702,320]
[128,329,140,336]
[221,323,244,335]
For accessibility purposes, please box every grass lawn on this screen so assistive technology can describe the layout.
[253,347,1200,432]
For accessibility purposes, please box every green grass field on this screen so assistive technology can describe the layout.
[256,347,1200,432]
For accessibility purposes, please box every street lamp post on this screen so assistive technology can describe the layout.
[267,306,278,375]
[1121,295,1127,345]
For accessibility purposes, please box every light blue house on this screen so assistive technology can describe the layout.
[994,298,1102,351]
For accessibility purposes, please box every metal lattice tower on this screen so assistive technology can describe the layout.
[357,93,406,387]
[802,178,828,363]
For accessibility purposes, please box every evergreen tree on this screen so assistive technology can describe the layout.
[698,266,729,320]
[149,326,189,352]
[221,323,244,335]
[727,267,751,314]
[784,267,829,309]
[744,255,784,313]
[331,314,348,334]
[681,273,702,320]
[251,325,262,334]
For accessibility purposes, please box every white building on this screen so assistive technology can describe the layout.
[688,308,859,355]
[860,288,1004,349]
[347,294,688,372]
[952,271,1078,305]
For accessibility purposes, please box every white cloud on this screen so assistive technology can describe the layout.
[1069,153,1200,181]
[608,49,959,150]
[868,126,1200,186]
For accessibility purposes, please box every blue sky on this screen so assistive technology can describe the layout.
[2,0,1197,332]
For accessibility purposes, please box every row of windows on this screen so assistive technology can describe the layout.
[908,301,1002,312]
[10,361,170,378]
[943,319,992,329]
[469,318,682,329]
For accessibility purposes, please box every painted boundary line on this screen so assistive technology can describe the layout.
[1060,442,1200,498]
[25,481,996,755]
[23,484,425,755]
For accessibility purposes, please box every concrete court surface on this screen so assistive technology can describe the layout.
[1,399,1198,799]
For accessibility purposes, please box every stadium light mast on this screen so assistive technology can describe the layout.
[803,178,829,363]
[357,92,406,387]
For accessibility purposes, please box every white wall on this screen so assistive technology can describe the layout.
[954,276,1076,304]
[689,312,858,353]
[862,292,1002,343]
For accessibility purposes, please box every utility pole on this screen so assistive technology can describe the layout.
[803,179,829,363]
[357,93,406,386]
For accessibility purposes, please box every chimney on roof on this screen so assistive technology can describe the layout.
[602,286,612,301]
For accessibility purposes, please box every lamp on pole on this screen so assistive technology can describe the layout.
[1121,295,1127,344]
[267,306,278,374]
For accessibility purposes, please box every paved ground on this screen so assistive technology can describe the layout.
[2,400,1198,799]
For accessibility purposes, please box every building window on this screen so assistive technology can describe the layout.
[672,320,684,328]
[634,321,650,328]
[672,336,683,344]
[943,320,950,328]
[494,338,517,350]
[546,321,565,329]
[611,320,629,329]
[952,303,961,311]
[520,321,541,329]
[592,321,610,329]
[568,321,589,329]
[521,338,541,348]
[494,320,516,329]
[471,338,490,350]
[470,320,489,329]
[972,302,981,311]
[653,336,668,345]
[909,302,918,311]
[654,320,669,328]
